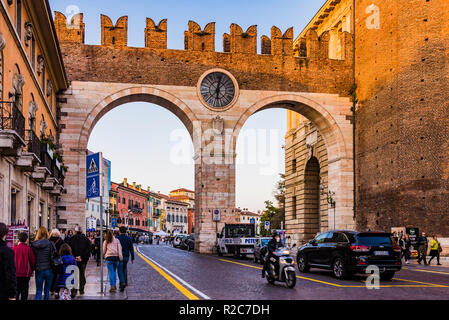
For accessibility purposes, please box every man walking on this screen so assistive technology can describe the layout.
[0,223,17,300]
[117,227,134,292]
[417,232,428,265]
[66,226,92,295]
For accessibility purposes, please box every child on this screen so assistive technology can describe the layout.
[13,232,35,301]
[55,243,77,300]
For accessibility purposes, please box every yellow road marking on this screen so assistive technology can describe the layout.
[218,258,447,288]
[403,267,449,276]
[135,248,200,300]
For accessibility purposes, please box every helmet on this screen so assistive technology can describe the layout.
[272,230,281,239]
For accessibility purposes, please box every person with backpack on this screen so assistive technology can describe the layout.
[103,230,123,293]
[31,227,57,300]
[13,232,35,300]
[0,223,17,301]
[55,243,78,300]
[49,229,64,298]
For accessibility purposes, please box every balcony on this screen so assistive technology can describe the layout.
[15,130,42,171]
[0,101,26,156]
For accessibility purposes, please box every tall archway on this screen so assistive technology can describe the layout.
[58,86,199,239]
[233,93,354,244]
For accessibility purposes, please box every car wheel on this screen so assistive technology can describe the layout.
[297,253,310,273]
[380,272,395,281]
[332,257,349,280]
[285,270,297,289]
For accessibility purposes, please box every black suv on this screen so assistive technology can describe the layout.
[296,231,402,280]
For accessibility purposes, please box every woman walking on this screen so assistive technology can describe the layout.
[399,234,411,264]
[55,244,78,300]
[103,230,123,293]
[49,229,64,298]
[428,235,442,266]
[31,227,55,300]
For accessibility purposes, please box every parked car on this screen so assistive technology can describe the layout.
[296,230,402,280]
[173,234,188,248]
[253,237,271,265]
[183,234,195,252]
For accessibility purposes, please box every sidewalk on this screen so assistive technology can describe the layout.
[29,260,128,300]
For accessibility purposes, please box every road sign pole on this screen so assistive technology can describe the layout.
[100,195,104,294]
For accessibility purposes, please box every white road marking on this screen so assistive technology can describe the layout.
[137,246,211,300]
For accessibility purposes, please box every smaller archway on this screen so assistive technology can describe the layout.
[303,156,321,238]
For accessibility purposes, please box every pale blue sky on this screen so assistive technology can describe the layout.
[49,0,325,213]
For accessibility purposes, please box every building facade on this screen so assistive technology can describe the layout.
[162,194,189,234]
[0,0,67,232]
[235,208,262,234]
[286,0,449,251]
[169,188,195,233]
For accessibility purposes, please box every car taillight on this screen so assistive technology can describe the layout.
[393,246,401,253]
[350,245,371,252]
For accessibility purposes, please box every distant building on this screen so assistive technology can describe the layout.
[169,188,195,233]
[235,208,262,234]
[161,193,189,234]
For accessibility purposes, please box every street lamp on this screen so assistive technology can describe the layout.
[320,184,336,230]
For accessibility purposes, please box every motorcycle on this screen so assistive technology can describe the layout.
[264,245,297,288]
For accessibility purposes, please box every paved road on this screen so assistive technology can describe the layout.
[126,244,449,300]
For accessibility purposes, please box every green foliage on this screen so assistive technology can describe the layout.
[349,83,358,104]
[258,174,286,236]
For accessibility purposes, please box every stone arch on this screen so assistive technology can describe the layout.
[233,93,350,164]
[77,86,199,151]
[233,93,354,236]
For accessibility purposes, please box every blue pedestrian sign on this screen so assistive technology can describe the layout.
[111,218,117,229]
[264,221,270,230]
[250,218,256,224]
[86,153,102,199]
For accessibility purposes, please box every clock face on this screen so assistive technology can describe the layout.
[200,72,236,109]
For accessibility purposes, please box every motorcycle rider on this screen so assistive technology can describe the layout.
[262,231,283,278]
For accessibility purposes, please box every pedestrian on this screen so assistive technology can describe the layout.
[94,231,101,266]
[103,230,123,293]
[117,227,134,292]
[0,223,17,301]
[66,226,91,296]
[417,232,428,265]
[13,232,35,300]
[66,230,74,242]
[49,229,64,298]
[55,243,78,300]
[399,234,411,264]
[31,226,55,300]
[428,235,442,266]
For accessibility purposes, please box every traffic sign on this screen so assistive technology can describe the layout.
[264,221,270,230]
[250,218,256,224]
[86,153,102,199]
[111,218,117,229]
[213,209,221,222]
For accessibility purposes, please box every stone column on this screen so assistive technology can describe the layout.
[194,118,236,254]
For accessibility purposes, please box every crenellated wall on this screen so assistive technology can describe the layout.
[53,13,354,96]
[54,11,85,43]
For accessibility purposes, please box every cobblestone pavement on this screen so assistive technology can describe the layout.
[126,244,449,300]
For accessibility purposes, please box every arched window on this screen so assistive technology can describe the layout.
[16,0,22,39]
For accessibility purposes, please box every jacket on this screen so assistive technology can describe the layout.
[430,240,440,251]
[267,238,282,255]
[31,239,53,272]
[103,238,123,261]
[50,236,64,253]
[55,255,78,288]
[66,233,92,263]
[13,242,36,277]
[117,234,135,260]
[0,239,17,300]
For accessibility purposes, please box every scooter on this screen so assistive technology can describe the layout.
[265,245,297,288]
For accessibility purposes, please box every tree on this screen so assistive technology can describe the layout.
[258,174,286,236]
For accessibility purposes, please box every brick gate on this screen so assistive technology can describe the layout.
[55,12,354,253]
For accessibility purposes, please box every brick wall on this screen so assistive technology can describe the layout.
[355,0,449,235]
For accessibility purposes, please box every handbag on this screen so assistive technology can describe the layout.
[438,242,443,253]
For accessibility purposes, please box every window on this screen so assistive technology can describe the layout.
[31,37,36,70]
[16,0,22,39]
[10,190,17,223]
[292,196,297,220]
[314,232,329,244]
[292,159,297,173]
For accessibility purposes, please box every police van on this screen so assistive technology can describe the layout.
[217,224,257,258]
